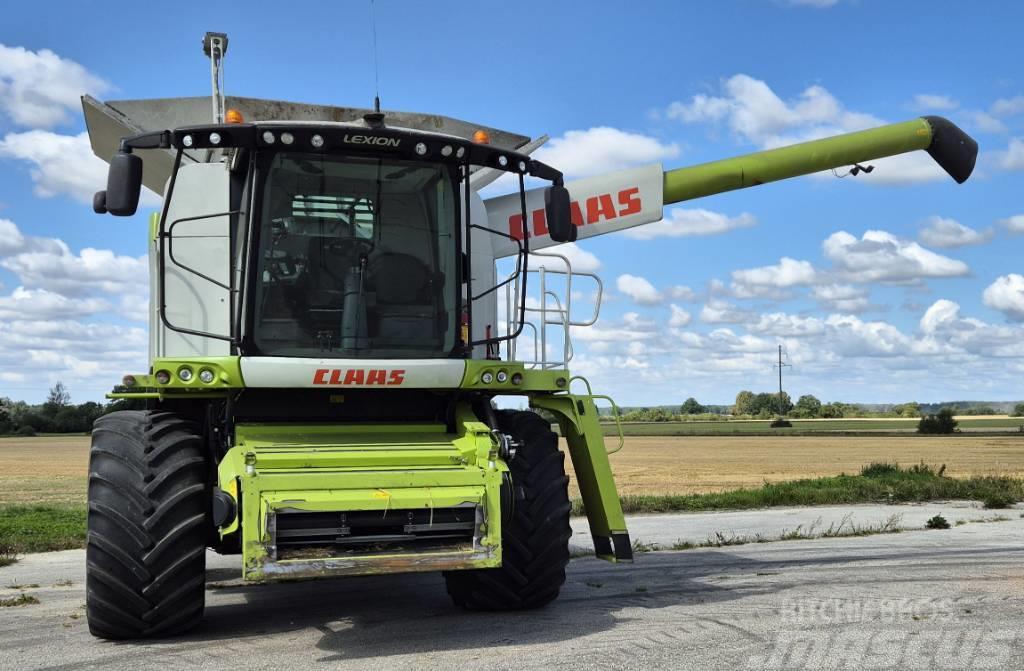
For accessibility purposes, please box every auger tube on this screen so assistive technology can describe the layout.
[662,116,978,205]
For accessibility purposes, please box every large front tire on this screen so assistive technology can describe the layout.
[86,410,209,639]
[444,409,572,610]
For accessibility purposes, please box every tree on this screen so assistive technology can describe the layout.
[894,402,921,418]
[918,408,958,434]
[733,391,755,416]
[44,382,71,416]
[795,394,822,418]
[1012,403,1024,418]
[680,397,705,415]
[820,402,845,419]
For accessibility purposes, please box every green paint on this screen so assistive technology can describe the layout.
[663,118,933,205]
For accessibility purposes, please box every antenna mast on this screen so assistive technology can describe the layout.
[203,32,229,123]
[774,345,791,417]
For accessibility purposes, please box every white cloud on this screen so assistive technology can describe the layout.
[749,313,825,337]
[991,96,1024,117]
[0,131,110,203]
[0,219,147,298]
[997,138,1024,170]
[919,299,961,334]
[0,287,108,320]
[967,111,1007,134]
[998,214,1024,234]
[983,274,1024,321]
[811,284,870,312]
[823,314,911,356]
[918,216,994,248]
[666,285,697,301]
[622,207,756,239]
[616,274,663,305]
[700,299,756,324]
[823,230,969,283]
[665,74,951,185]
[730,257,817,298]
[668,304,691,328]
[532,127,679,179]
[533,242,602,273]
[912,94,959,111]
[0,44,110,128]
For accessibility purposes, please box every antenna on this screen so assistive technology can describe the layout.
[370,0,382,114]
[203,32,229,124]
[773,344,791,417]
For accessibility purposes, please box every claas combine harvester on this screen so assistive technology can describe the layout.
[82,32,977,638]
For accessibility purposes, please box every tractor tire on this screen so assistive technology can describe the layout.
[444,409,571,610]
[86,410,209,639]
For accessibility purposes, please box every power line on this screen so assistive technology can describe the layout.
[772,344,791,416]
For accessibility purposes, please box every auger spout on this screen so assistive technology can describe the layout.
[663,116,977,205]
[484,116,978,256]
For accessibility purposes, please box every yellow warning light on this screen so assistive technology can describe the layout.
[472,129,490,144]
[225,109,245,124]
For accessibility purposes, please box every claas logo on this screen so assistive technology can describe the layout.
[313,369,406,386]
[508,187,641,240]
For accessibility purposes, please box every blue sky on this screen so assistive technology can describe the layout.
[1,0,1022,405]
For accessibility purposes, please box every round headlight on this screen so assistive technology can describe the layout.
[209,132,222,146]
[456,147,466,158]
[497,155,508,167]
[481,371,494,384]
[262,131,275,144]
[518,160,528,172]
[178,367,194,382]
[415,142,428,156]
[441,145,453,157]
[496,370,509,383]
[511,372,523,385]
[311,134,325,148]
[182,135,193,148]
[198,368,216,384]
[281,132,294,145]
[155,370,171,385]
[121,375,137,388]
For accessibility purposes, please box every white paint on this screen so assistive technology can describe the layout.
[240,357,467,388]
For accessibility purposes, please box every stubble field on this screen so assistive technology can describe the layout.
[2,433,1024,504]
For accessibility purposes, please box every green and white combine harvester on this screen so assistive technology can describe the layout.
[82,32,978,638]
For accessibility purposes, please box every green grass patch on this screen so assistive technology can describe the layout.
[0,505,87,554]
[572,462,1024,516]
[0,593,40,607]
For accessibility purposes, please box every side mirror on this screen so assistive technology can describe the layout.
[544,185,577,243]
[103,151,143,216]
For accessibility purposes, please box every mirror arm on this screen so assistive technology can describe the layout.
[118,130,172,153]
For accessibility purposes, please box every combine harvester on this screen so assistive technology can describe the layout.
[83,32,977,638]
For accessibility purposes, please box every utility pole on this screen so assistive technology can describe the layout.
[774,345,790,417]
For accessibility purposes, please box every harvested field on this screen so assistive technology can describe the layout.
[3,433,1024,504]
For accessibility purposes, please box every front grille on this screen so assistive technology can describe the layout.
[270,505,480,558]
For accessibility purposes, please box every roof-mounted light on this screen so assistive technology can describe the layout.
[473,130,490,144]
[225,109,244,124]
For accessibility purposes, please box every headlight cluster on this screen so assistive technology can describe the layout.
[153,365,221,386]
[479,369,524,386]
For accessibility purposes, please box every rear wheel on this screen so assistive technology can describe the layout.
[86,410,209,639]
[444,409,572,610]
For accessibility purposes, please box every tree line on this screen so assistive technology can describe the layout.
[0,382,140,436]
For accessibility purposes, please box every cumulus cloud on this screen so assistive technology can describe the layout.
[533,242,602,273]
[823,230,969,283]
[668,304,691,327]
[991,96,1024,117]
[665,74,950,185]
[622,208,756,240]
[912,94,958,111]
[0,44,110,128]
[811,283,870,312]
[0,131,110,204]
[531,127,679,179]
[700,299,756,324]
[998,214,1024,234]
[997,138,1024,171]
[616,274,662,305]
[730,257,817,298]
[983,274,1024,321]
[0,287,108,320]
[918,216,994,248]
[749,312,825,337]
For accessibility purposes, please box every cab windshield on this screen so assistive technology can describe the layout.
[252,152,458,358]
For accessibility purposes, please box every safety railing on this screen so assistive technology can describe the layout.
[503,250,602,370]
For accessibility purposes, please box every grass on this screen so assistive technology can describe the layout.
[0,593,39,607]
[0,505,87,554]
[572,461,1024,516]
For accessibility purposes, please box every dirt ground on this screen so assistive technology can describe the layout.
[2,433,1023,505]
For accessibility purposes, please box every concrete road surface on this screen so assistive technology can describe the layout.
[2,505,1023,670]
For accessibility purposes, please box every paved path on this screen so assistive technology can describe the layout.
[2,504,1023,670]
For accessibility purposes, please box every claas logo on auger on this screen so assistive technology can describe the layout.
[508,187,641,239]
[313,368,407,386]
